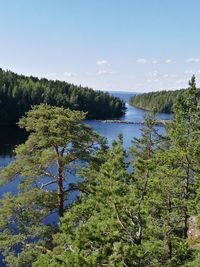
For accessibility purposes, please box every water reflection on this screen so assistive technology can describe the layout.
[0,126,28,157]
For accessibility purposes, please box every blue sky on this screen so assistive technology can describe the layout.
[1,0,200,92]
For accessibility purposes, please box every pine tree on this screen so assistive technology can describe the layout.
[147,76,200,265]
[33,114,166,267]
[0,104,102,266]
[129,112,165,265]
[33,137,145,266]
[168,75,200,239]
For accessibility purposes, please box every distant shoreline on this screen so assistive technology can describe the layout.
[94,119,171,126]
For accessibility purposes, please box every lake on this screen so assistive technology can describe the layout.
[0,92,171,195]
[0,92,171,266]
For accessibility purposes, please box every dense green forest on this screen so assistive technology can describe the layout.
[129,87,200,113]
[0,68,125,124]
[1,76,200,266]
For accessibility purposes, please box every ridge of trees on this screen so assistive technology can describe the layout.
[129,87,200,113]
[0,68,125,124]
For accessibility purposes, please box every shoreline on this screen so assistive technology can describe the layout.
[94,119,171,126]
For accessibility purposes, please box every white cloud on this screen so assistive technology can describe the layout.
[176,79,186,85]
[186,58,200,63]
[136,58,160,64]
[152,60,158,64]
[146,71,160,78]
[146,72,177,80]
[97,69,115,75]
[165,59,173,64]
[163,74,177,78]
[146,71,160,83]
[184,69,200,75]
[151,78,159,82]
[63,72,74,77]
[96,59,109,66]
[136,58,147,64]
[147,78,159,83]
[48,72,56,77]
[184,70,194,75]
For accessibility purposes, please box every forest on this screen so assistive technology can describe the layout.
[0,68,125,125]
[129,87,200,113]
[0,76,200,266]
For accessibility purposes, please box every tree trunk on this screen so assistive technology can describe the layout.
[168,238,172,259]
[57,158,64,217]
[167,193,172,259]
[183,156,190,238]
[184,212,188,238]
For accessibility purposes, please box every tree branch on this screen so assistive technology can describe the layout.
[26,243,51,253]
[40,180,57,189]
[113,203,127,231]
[63,184,90,195]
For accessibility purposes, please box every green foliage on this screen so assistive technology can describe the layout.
[33,76,200,267]
[2,77,200,266]
[0,189,56,267]
[34,138,141,266]
[0,104,103,266]
[129,85,200,113]
[34,115,168,266]
[182,249,200,267]
[0,68,125,124]
[146,76,200,265]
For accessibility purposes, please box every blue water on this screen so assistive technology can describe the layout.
[0,92,171,266]
[86,92,171,148]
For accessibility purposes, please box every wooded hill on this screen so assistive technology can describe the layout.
[0,68,125,124]
[129,87,200,113]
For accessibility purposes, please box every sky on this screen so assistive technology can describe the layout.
[1,0,200,92]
